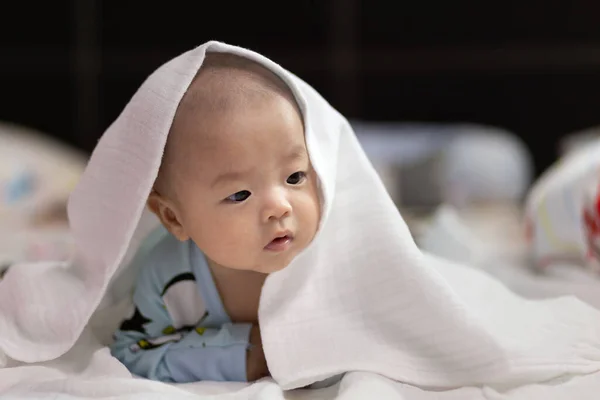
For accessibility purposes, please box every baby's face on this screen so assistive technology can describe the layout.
[170,95,320,273]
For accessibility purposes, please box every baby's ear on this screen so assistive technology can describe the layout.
[147,190,190,242]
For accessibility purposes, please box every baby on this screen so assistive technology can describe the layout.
[110,53,321,383]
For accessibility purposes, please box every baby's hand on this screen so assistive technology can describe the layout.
[246,324,269,381]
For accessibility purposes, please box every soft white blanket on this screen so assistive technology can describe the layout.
[2,41,600,399]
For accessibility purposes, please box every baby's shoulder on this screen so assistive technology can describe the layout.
[132,227,196,294]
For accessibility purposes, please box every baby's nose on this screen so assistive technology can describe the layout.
[263,191,292,222]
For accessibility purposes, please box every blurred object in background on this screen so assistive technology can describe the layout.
[0,122,86,226]
[440,128,533,206]
[352,121,450,206]
[7,2,600,181]
[525,134,600,274]
[353,121,534,209]
[0,122,87,269]
[559,125,600,156]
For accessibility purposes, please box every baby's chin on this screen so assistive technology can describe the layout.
[238,260,291,274]
[248,256,298,274]
[258,262,292,274]
[217,259,289,274]
[220,246,306,274]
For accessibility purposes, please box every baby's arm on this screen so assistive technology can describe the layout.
[246,324,270,381]
[110,275,254,382]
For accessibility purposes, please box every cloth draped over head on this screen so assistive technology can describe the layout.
[1,41,600,392]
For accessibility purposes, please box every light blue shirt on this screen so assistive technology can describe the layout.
[110,226,252,383]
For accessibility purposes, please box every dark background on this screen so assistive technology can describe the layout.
[2,1,600,176]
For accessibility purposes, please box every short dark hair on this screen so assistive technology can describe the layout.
[154,51,301,196]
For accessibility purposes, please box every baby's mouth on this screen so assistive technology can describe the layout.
[265,234,294,252]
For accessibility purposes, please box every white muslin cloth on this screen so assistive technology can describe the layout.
[2,41,600,399]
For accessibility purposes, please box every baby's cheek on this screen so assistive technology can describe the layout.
[186,212,227,247]
[215,218,254,250]
[293,196,320,248]
[303,188,321,222]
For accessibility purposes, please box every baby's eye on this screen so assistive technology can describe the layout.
[226,190,251,203]
[287,171,306,185]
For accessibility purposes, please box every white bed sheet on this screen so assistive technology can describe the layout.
[4,336,600,400]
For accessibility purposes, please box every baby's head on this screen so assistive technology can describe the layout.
[148,52,321,274]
